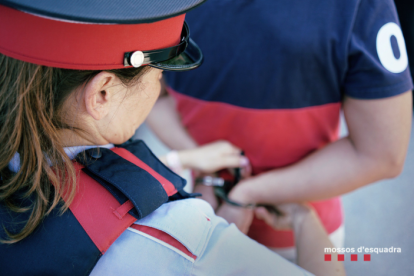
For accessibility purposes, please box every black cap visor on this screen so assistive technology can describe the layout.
[124,22,203,71]
[149,38,203,71]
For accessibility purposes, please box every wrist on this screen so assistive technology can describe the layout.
[176,150,187,169]
[178,148,202,171]
[228,179,258,204]
[291,205,314,232]
[166,150,184,173]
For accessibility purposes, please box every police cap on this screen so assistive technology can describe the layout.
[0,0,206,70]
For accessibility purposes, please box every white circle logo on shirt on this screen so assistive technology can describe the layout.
[376,22,408,73]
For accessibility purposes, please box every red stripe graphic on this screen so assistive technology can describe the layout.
[169,87,341,174]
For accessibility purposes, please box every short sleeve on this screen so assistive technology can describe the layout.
[344,0,413,99]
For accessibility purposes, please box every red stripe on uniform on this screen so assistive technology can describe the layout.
[130,224,197,260]
[113,200,135,220]
[111,147,177,196]
[66,148,178,253]
[67,163,137,254]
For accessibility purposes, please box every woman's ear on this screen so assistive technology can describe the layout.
[83,71,117,121]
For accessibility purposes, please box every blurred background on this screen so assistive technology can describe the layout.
[135,2,414,275]
[395,0,414,83]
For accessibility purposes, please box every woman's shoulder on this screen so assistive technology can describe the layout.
[134,198,217,256]
[90,198,221,275]
[92,199,312,276]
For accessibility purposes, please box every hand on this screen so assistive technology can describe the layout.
[255,203,312,231]
[216,204,254,234]
[193,183,219,210]
[216,184,255,234]
[178,140,250,174]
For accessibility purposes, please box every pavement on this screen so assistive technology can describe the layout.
[134,114,414,276]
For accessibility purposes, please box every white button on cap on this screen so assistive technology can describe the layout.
[130,51,144,67]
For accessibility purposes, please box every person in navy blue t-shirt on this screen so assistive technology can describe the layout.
[147,0,413,257]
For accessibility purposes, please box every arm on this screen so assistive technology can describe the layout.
[158,140,249,173]
[147,93,241,208]
[230,91,412,205]
[255,204,346,276]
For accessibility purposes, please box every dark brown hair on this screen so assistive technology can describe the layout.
[0,53,149,243]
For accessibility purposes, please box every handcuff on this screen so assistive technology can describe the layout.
[195,175,256,209]
[195,172,283,216]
